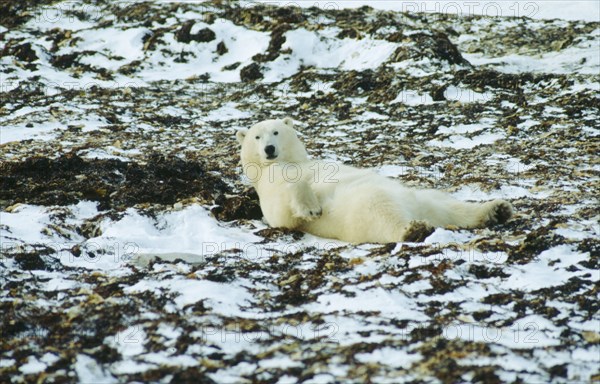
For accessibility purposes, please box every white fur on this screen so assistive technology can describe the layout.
[236,118,513,243]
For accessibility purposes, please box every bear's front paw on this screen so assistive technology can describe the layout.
[484,200,513,226]
[292,203,322,221]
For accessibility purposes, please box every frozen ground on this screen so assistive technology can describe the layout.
[1,1,599,383]
[269,0,600,22]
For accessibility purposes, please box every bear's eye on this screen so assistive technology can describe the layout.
[273,131,279,135]
[255,136,260,140]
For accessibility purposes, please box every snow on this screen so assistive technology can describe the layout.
[265,0,600,22]
[438,123,484,135]
[2,1,598,383]
[138,19,271,82]
[0,121,64,145]
[501,245,593,291]
[109,325,147,357]
[124,278,254,317]
[451,184,552,200]
[264,28,398,82]
[1,205,60,245]
[444,85,492,103]
[28,3,101,31]
[429,131,505,149]
[74,27,149,63]
[75,354,118,383]
[355,347,422,368]
[393,90,434,106]
[377,164,408,178]
[463,39,600,75]
[141,352,197,367]
[43,277,78,291]
[77,204,261,269]
[19,356,47,374]
[0,359,15,368]
[204,102,253,122]
[259,355,302,369]
[307,287,428,320]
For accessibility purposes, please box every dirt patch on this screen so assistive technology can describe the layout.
[507,225,567,264]
[1,41,38,62]
[176,21,216,43]
[211,188,262,222]
[0,0,59,29]
[0,153,229,211]
[253,23,292,62]
[388,32,470,66]
[240,62,264,82]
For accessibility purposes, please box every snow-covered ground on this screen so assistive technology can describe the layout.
[1,1,599,383]
[263,0,600,22]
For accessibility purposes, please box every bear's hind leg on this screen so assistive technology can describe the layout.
[479,199,513,227]
[401,220,435,242]
[412,190,513,229]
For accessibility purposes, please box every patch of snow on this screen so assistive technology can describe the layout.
[501,245,592,291]
[355,347,422,368]
[393,90,434,105]
[263,28,397,82]
[264,1,600,22]
[73,205,260,270]
[75,354,117,383]
[0,121,64,144]
[437,123,485,135]
[204,102,252,121]
[463,38,600,75]
[307,287,428,321]
[139,19,271,82]
[429,132,505,149]
[0,359,15,368]
[451,184,552,200]
[18,356,46,374]
[43,277,78,291]
[124,277,254,317]
[444,86,493,103]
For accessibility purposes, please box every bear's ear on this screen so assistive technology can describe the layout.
[282,117,294,128]
[236,129,248,145]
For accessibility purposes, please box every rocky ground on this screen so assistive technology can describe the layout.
[1,1,599,383]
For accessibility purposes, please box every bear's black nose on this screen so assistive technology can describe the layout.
[265,145,276,156]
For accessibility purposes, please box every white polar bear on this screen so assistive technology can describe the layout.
[236,118,513,243]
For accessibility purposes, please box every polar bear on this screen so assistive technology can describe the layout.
[236,118,513,243]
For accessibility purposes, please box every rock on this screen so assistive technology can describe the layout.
[240,62,263,82]
[51,53,79,69]
[253,23,292,62]
[175,20,194,43]
[14,252,49,271]
[211,189,262,221]
[216,41,228,55]
[194,28,216,42]
[1,42,38,62]
[388,32,470,66]
[176,21,216,43]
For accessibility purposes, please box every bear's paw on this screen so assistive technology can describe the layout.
[291,202,322,221]
[483,200,513,227]
[402,220,435,243]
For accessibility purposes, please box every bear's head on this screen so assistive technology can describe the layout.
[236,118,308,168]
